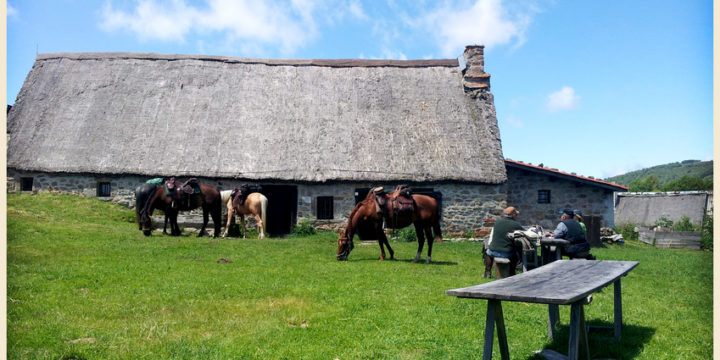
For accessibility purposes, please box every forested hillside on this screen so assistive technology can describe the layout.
[605,160,712,192]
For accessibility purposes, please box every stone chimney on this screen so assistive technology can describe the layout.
[462,45,490,92]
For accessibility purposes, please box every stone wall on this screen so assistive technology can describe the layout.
[505,167,616,229]
[8,169,506,235]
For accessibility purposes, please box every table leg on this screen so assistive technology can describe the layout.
[614,278,622,342]
[568,302,590,360]
[548,304,559,340]
[483,299,510,360]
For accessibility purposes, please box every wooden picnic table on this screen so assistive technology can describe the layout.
[446,260,639,360]
[539,237,570,264]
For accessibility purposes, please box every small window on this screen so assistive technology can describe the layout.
[20,177,33,191]
[316,196,334,220]
[97,182,112,197]
[538,190,551,204]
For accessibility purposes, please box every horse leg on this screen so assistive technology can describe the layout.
[222,206,234,238]
[413,223,425,263]
[381,228,394,260]
[424,226,434,264]
[169,210,181,236]
[239,215,247,239]
[376,225,388,261]
[198,208,209,237]
[253,213,264,239]
[211,204,221,238]
[163,214,169,234]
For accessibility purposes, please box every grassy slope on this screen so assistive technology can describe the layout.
[605,160,713,187]
[7,193,713,359]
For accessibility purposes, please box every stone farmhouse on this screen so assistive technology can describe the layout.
[7,45,625,237]
[505,159,627,245]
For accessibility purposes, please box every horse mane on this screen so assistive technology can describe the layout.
[342,191,378,236]
[140,186,160,221]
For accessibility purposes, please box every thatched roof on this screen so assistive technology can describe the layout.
[7,52,506,183]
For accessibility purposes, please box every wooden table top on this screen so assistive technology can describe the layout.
[539,237,570,246]
[446,260,639,305]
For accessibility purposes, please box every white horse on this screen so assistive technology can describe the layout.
[221,190,268,239]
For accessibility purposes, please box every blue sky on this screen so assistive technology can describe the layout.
[6,0,713,179]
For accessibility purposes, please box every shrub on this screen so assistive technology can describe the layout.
[615,223,638,241]
[701,214,713,251]
[674,216,697,232]
[654,215,673,229]
[396,227,417,242]
[291,219,316,236]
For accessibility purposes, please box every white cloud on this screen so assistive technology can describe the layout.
[348,0,368,21]
[504,115,524,128]
[99,0,318,55]
[421,0,536,57]
[7,3,18,17]
[546,86,579,111]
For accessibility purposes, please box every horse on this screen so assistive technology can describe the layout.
[385,185,443,263]
[337,186,443,263]
[135,183,170,234]
[220,189,268,239]
[337,187,393,261]
[137,181,222,237]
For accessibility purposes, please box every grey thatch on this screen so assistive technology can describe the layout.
[7,52,506,183]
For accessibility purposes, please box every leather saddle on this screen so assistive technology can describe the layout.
[166,177,199,195]
[165,178,201,209]
[391,184,414,215]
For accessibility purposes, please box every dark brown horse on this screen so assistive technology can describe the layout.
[337,186,442,263]
[137,180,222,237]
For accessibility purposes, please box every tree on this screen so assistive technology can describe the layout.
[628,175,660,192]
[661,176,712,191]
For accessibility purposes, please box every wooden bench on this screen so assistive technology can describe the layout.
[446,260,639,360]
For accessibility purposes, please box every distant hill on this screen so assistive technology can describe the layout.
[605,160,713,187]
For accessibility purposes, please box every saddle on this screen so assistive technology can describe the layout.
[370,187,387,217]
[391,184,414,216]
[165,177,199,196]
[165,177,200,208]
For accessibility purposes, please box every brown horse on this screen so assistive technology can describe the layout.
[337,186,442,263]
[138,181,222,237]
[220,190,268,239]
[386,185,443,263]
[337,188,393,261]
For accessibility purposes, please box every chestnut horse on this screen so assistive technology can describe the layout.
[137,182,222,237]
[220,190,268,239]
[337,186,442,263]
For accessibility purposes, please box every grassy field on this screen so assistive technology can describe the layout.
[7,193,713,359]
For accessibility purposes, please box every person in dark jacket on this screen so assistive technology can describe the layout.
[485,206,525,275]
[553,209,594,259]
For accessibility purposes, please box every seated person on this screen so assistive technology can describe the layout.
[486,207,524,275]
[553,209,594,260]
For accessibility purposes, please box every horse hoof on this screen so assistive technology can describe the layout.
[412,258,419,263]
[425,258,431,264]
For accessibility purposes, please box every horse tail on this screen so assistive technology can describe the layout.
[220,190,232,205]
[260,194,268,234]
[433,214,443,241]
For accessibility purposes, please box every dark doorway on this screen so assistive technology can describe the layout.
[262,185,298,236]
[583,215,603,247]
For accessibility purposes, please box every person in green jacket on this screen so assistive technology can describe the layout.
[485,206,525,275]
[573,209,587,238]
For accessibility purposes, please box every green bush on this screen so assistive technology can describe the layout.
[654,215,673,229]
[396,227,417,242]
[615,223,638,241]
[674,216,697,231]
[701,214,713,251]
[291,219,316,236]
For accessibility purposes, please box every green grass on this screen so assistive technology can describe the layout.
[7,193,713,359]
